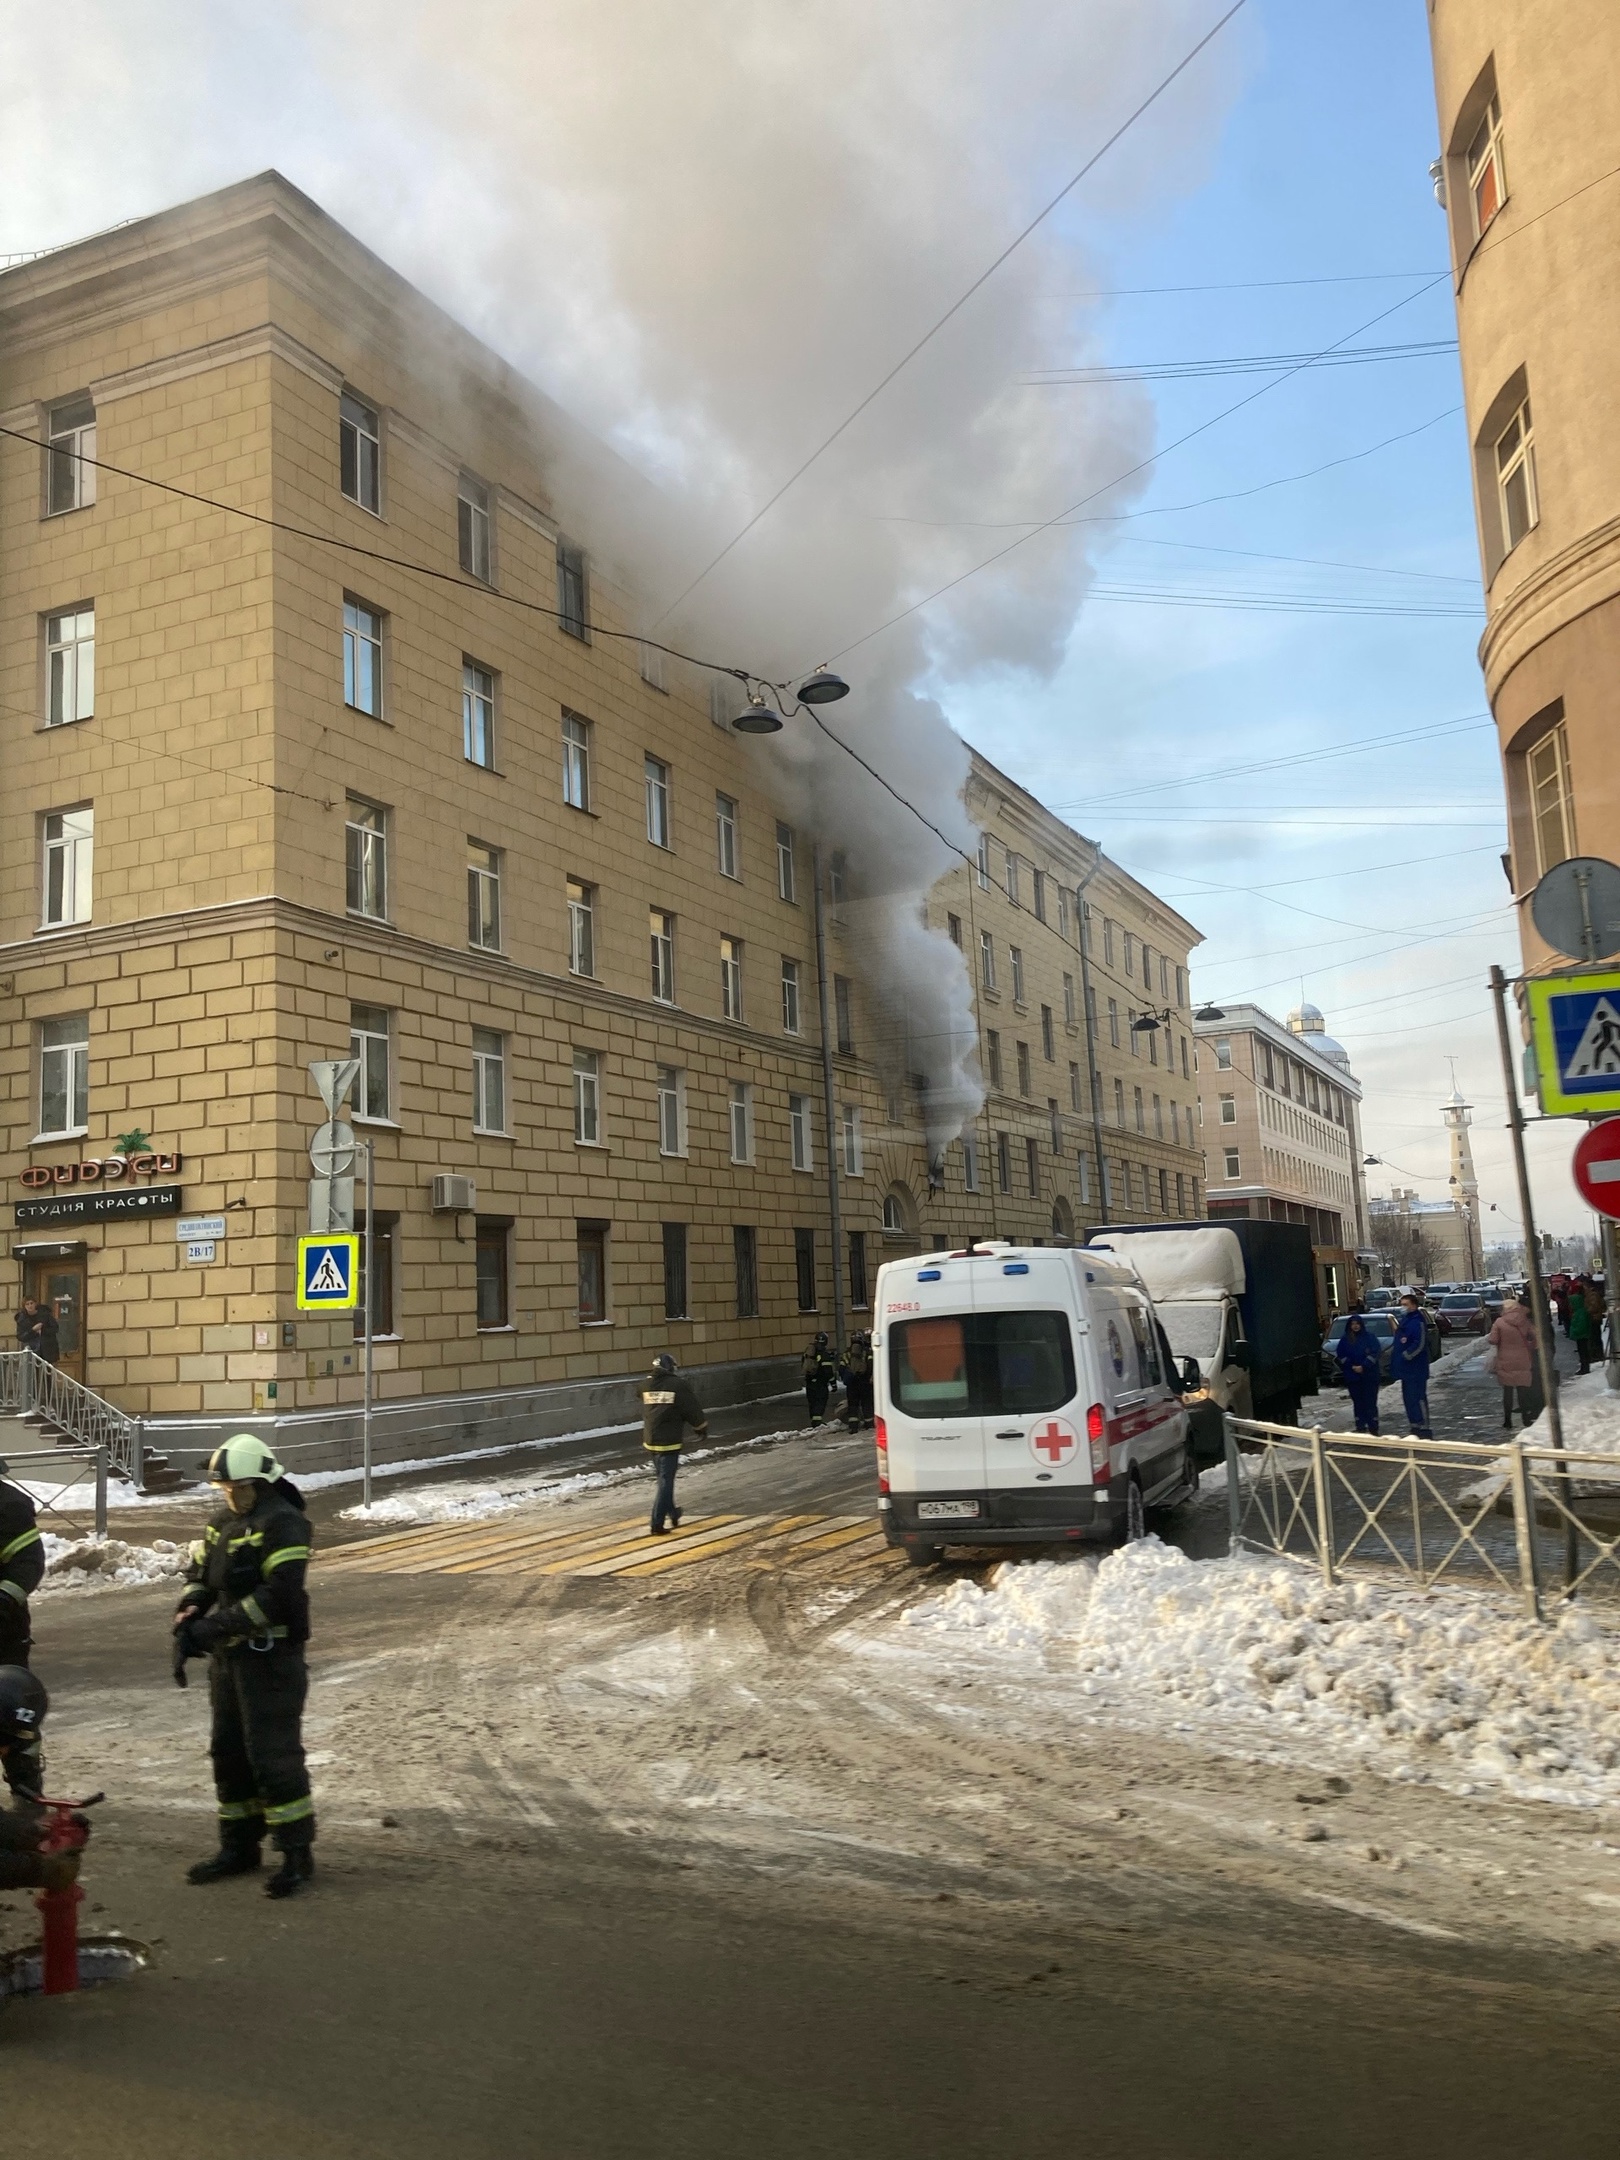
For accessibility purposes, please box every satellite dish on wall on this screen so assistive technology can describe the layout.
[1529,856,1620,962]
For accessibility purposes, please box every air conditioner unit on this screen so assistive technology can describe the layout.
[431,1174,476,1214]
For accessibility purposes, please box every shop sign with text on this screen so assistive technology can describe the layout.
[18,1152,182,1190]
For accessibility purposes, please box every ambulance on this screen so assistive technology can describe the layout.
[872,1239,1195,1564]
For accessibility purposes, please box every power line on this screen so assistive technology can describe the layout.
[1037,270,1448,298]
[1103,533,1479,586]
[1024,337,1458,384]
[1152,839,1503,901]
[649,0,1251,628]
[1081,581,1479,618]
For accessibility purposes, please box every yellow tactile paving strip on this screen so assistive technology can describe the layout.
[320,1508,892,1583]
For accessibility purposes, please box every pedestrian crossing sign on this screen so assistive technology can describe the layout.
[297,1232,359,1310]
[1526,969,1620,1115]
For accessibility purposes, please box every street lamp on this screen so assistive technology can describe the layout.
[1193,1004,1226,1023]
[797,666,849,705]
[732,692,782,735]
[1131,1006,1173,1034]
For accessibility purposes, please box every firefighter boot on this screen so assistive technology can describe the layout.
[187,1836,262,1884]
[265,1846,315,1900]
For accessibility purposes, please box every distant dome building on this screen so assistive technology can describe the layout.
[1287,1000,1352,1071]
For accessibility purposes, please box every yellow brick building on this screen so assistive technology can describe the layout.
[0,175,1202,1469]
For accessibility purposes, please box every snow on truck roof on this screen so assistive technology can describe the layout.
[1084,1225,1246,1300]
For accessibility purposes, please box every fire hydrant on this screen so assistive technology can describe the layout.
[32,1792,102,1995]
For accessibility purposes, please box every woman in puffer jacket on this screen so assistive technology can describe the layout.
[1488,1291,1542,1430]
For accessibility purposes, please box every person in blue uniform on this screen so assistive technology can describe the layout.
[1391,1293,1433,1438]
[1335,1314,1383,1436]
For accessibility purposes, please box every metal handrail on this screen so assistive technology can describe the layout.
[0,1352,144,1488]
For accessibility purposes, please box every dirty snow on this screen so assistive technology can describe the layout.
[895,1537,1620,1809]
[1522,1370,1620,1467]
[36,1531,186,1593]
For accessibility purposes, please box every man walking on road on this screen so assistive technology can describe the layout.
[0,1455,44,1806]
[1392,1292,1433,1438]
[641,1354,708,1536]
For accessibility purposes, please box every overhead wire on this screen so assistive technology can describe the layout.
[1023,336,1458,384]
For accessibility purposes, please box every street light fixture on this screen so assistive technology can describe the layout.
[797,666,850,706]
[732,693,782,735]
[1131,1006,1173,1033]
[1193,1004,1226,1023]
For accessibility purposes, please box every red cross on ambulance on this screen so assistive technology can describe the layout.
[1029,1417,1078,1466]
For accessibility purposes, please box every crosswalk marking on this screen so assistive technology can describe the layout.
[322,1514,648,1575]
[565,1516,774,1579]
[783,1520,884,1560]
[442,1516,734,1577]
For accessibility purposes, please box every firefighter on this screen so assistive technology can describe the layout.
[0,1456,45,1807]
[641,1354,709,1536]
[840,1331,874,1430]
[172,1435,316,1899]
[0,1668,85,1890]
[801,1332,838,1425]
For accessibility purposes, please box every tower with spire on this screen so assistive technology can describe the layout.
[1443,1062,1482,1278]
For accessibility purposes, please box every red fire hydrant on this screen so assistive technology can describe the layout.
[32,1792,102,1996]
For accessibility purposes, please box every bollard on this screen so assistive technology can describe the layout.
[36,1878,84,1994]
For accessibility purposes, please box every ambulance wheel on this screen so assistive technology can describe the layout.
[906,1543,942,1568]
[1123,1473,1147,1544]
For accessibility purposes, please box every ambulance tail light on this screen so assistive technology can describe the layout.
[874,1416,890,1493]
[1086,1403,1109,1479]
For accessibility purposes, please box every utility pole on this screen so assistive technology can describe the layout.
[811,842,847,1354]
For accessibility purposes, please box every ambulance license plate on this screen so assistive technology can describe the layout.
[917,1499,981,1520]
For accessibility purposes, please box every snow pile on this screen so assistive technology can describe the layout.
[37,1532,186,1592]
[903,1538,1620,1807]
[1524,1370,1620,1469]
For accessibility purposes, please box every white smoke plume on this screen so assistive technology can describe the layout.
[0,1,1244,1152]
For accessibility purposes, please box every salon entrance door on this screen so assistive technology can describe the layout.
[22,1249,87,1385]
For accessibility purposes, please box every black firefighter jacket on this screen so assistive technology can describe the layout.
[179,1483,313,1650]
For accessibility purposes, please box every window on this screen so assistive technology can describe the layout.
[1108,998,1120,1048]
[733,1225,759,1318]
[1176,966,1186,1007]
[1129,1010,1141,1058]
[1176,1173,1186,1214]
[1495,397,1538,553]
[1224,1148,1241,1180]
[1063,974,1076,1028]
[343,599,383,717]
[1134,1085,1145,1133]
[353,1211,396,1341]
[794,1228,818,1312]
[340,392,380,512]
[1006,852,1020,909]
[45,607,94,725]
[475,1220,510,1328]
[1049,1099,1064,1154]
[1061,889,1073,941]
[976,835,991,890]
[963,1134,980,1192]
[349,1004,391,1121]
[462,661,496,767]
[458,474,491,581]
[776,822,797,902]
[1467,94,1506,238]
[467,840,502,951]
[1180,1037,1191,1081]
[1520,717,1578,876]
[848,1231,869,1310]
[780,957,802,1034]
[986,1030,1003,1089]
[345,799,388,919]
[789,1093,813,1172]
[1171,1102,1181,1144]
[882,1193,906,1236]
[46,395,96,515]
[1016,1041,1032,1097]
[576,1221,608,1323]
[557,539,589,639]
[946,913,963,948]
[720,937,744,1022]
[640,640,666,690]
[996,1131,1011,1193]
[39,1014,88,1137]
[841,1102,862,1175]
[562,711,592,810]
[1153,1094,1164,1139]
[657,1066,687,1156]
[41,807,92,927]
[1032,869,1047,923]
[889,1311,1076,1420]
[834,975,854,1055]
[976,930,996,993]
[1078,1153,1092,1205]
[1214,1036,1232,1071]
[471,1027,507,1133]
[650,910,676,1003]
[729,1080,753,1163]
[573,1049,602,1144]
[1123,931,1136,976]
[1041,1005,1055,1060]
[716,794,739,878]
[1069,1061,1081,1113]
[568,880,596,977]
[1010,947,1025,1005]
[644,756,672,847]
[662,1223,689,1321]
[1219,1094,1236,1124]
[1026,1136,1041,1196]
[1103,918,1115,967]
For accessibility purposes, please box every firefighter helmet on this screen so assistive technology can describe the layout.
[0,1666,47,1748]
[206,1434,286,1486]
[651,1353,678,1377]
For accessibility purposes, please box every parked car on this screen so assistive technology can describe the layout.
[1435,1292,1490,1334]
[1419,1298,1453,1336]
[1363,1288,1398,1312]
[1320,1312,1396,1386]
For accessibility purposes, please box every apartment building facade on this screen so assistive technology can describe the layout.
[0,174,1203,1454]
[1193,1002,1369,1314]
[1426,5,1620,967]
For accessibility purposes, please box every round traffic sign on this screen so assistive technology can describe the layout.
[309,1120,357,1176]
[1531,857,1620,962]
[1572,1118,1620,1219]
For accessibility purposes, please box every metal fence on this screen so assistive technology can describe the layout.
[0,1351,144,1488]
[1225,1416,1620,1621]
[1,1445,109,1536]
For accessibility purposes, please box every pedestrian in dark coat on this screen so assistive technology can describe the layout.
[802,1333,838,1425]
[1392,1294,1433,1438]
[0,1459,44,1803]
[839,1332,874,1430]
[1488,1293,1542,1429]
[1335,1316,1383,1435]
[1570,1277,1595,1375]
[640,1353,708,1536]
[14,1298,59,1364]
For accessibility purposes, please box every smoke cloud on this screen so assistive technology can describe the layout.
[0,0,1243,1152]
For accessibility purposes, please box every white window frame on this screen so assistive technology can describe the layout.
[1219,1094,1236,1124]
[458,472,492,582]
[976,835,991,890]
[568,879,596,978]
[1495,398,1538,553]
[657,1065,687,1157]
[345,798,388,920]
[343,598,383,717]
[776,822,797,902]
[729,1080,754,1164]
[467,840,501,952]
[979,930,996,993]
[1010,946,1025,1005]
[340,392,381,513]
[45,606,94,726]
[640,641,666,690]
[1527,722,1576,878]
[1078,1154,1091,1205]
[562,711,591,810]
[1063,973,1076,1027]
[462,660,496,768]
[573,1049,602,1145]
[720,937,744,1023]
[790,1093,813,1172]
[557,539,589,640]
[349,1005,392,1122]
[841,1102,863,1177]
[472,1027,507,1134]
[716,794,740,879]
[46,396,97,516]
[650,910,676,1003]
[780,956,801,1035]
[38,1014,89,1138]
[1005,851,1020,908]
[41,806,93,928]
[1467,94,1507,240]
[644,755,672,848]
[1224,1148,1241,1180]
[962,1134,980,1192]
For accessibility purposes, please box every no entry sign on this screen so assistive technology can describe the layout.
[1572,1119,1620,1219]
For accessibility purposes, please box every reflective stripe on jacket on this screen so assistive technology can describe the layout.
[181,1485,313,1648]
